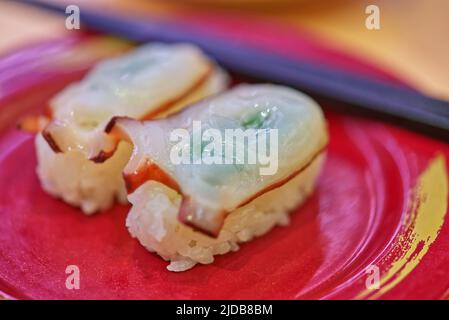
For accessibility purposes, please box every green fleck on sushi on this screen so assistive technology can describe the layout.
[240,108,272,129]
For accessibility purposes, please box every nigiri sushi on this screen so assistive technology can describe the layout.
[89,84,328,271]
[22,43,228,213]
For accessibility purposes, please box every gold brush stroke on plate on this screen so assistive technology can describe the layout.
[356,155,448,299]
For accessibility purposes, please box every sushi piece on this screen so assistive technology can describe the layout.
[22,43,229,213]
[92,84,328,271]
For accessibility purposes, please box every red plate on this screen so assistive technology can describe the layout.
[0,31,448,299]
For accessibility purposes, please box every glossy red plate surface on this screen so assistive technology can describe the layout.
[0,30,448,299]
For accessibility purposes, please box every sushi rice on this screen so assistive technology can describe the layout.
[126,153,325,272]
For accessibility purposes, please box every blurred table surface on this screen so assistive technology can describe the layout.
[1,0,448,99]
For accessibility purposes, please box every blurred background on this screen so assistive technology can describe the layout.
[1,0,448,99]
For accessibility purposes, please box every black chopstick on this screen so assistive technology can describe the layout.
[19,0,449,141]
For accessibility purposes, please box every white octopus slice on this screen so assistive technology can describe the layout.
[20,43,228,159]
[96,84,328,236]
